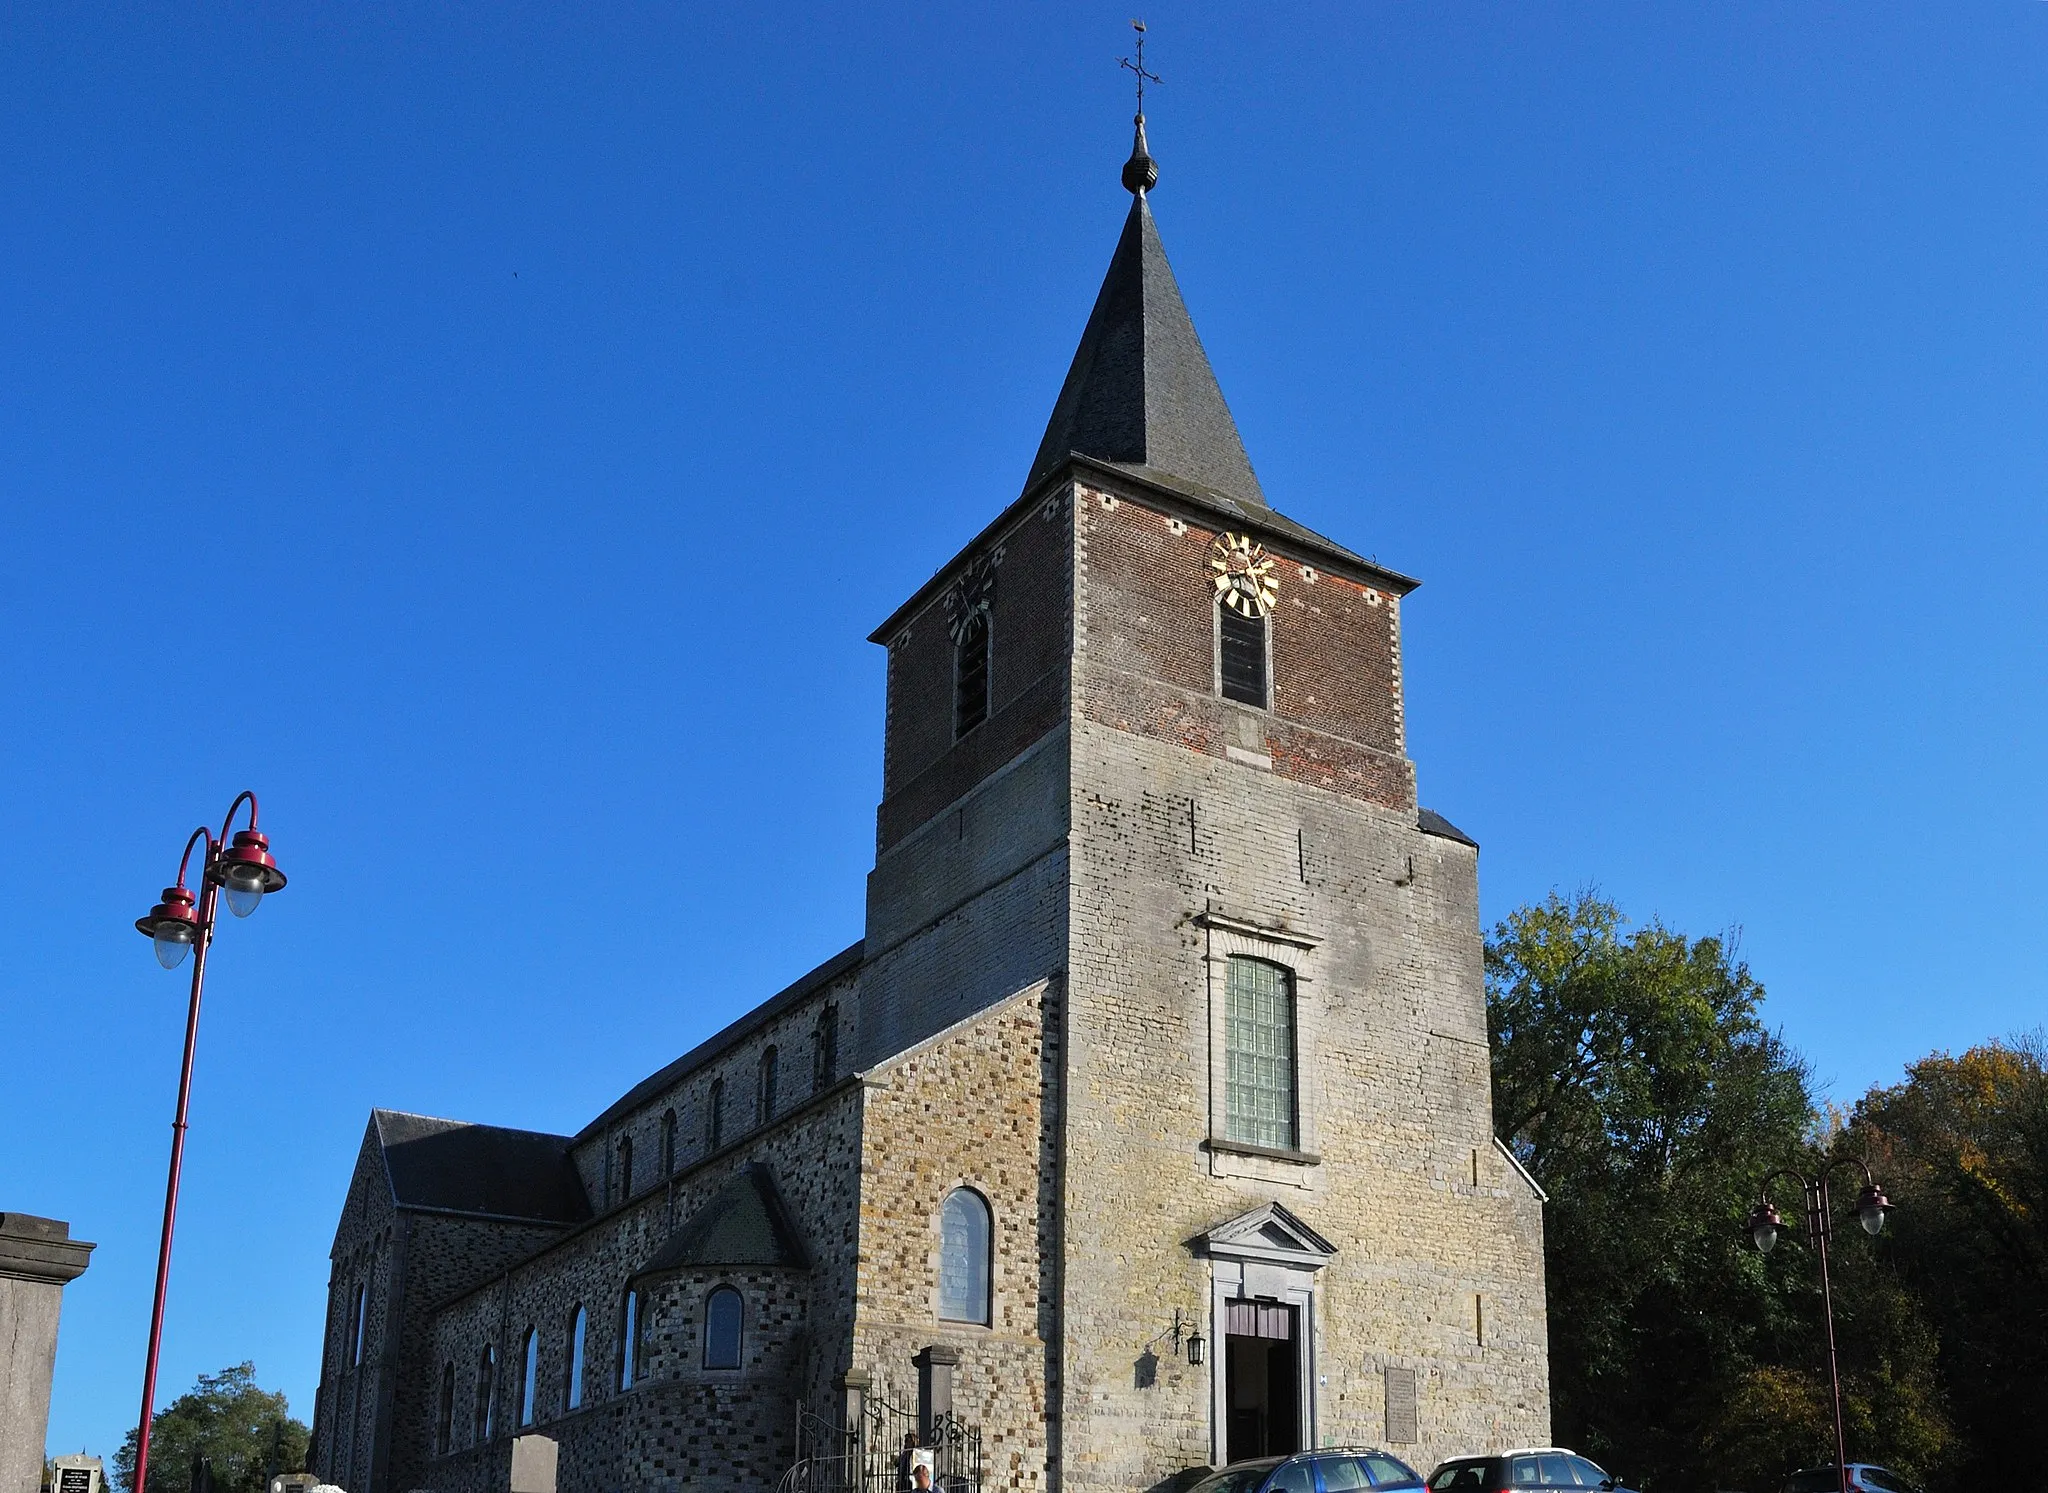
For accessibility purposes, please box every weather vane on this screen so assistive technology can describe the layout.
[1119,19,1160,119]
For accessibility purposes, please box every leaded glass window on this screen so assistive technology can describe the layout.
[565,1306,586,1410]
[938,1188,991,1324]
[1224,956,1297,1150]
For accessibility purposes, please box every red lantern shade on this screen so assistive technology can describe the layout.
[206,829,286,917]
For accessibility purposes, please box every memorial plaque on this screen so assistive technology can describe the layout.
[52,1454,103,1493]
[1384,1365,1418,1443]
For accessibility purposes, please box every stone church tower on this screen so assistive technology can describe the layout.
[313,124,1549,1493]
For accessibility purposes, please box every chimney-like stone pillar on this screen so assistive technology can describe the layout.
[915,1345,959,1437]
[1,1213,95,1493]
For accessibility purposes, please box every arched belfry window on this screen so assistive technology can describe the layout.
[661,1109,677,1178]
[707,1078,724,1153]
[937,1188,992,1325]
[616,1135,633,1202]
[814,1003,838,1093]
[1223,955,1297,1150]
[704,1286,743,1370]
[1218,600,1268,708]
[954,609,990,738]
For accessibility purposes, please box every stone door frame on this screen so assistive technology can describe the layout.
[1198,1202,1337,1466]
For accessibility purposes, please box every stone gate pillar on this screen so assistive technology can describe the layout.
[1,1213,95,1493]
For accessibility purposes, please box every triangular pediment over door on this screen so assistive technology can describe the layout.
[1196,1201,1337,1273]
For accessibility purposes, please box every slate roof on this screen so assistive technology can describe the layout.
[575,941,863,1145]
[1022,179,1415,593]
[635,1164,810,1275]
[1417,807,1479,848]
[372,1109,591,1225]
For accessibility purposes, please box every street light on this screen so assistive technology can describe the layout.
[1745,1159,1893,1493]
[128,792,287,1493]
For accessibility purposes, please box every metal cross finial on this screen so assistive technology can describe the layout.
[1120,19,1160,118]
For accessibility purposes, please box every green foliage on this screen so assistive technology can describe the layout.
[112,1364,307,1493]
[1488,892,1948,1491]
[1850,1036,2048,1482]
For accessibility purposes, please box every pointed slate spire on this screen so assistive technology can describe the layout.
[1026,119,1268,511]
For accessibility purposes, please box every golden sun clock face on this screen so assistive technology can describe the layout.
[1210,532,1279,617]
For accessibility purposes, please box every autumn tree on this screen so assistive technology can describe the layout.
[1488,893,1945,1490]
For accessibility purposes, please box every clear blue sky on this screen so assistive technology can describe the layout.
[5,1,2043,1466]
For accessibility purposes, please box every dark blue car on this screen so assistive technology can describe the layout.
[1189,1448,1427,1493]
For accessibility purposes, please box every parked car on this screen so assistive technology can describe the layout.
[1426,1449,1637,1493]
[1189,1448,1427,1493]
[1781,1466,1920,1493]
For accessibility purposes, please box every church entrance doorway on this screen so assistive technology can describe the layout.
[1225,1299,1300,1461]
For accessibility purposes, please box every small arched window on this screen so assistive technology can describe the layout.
[565,1306,587,1410]
[938,1188,992,1325]
[617,1135,634,1201]
[518,1327,538,1426]
[954,610,991,737]
[661,1109,677,1178]
[707,1078,725,1153]
[475,1344,495,1443]
[618,1288,641,1391]
[704,1286,743,1370]
[436,1362,455,1454]
[814,1003,838,1093]
[1218,599,1268,708]
[758,1045,779,1127]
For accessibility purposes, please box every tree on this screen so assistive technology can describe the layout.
[1850,1035,2048,1482]
[113,1364,308,1493]
[1488,893,1875,1490]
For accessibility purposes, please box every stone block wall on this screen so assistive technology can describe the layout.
[851,983,1061,1493]
[409,1081,865,1492]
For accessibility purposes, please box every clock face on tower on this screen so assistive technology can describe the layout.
[1210,533,1279,617]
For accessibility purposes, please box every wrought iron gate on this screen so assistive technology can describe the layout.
[780,1394,982,1493]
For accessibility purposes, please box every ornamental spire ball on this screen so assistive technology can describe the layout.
[1123,115,1159,197]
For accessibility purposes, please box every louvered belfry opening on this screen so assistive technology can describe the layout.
[954,610,990,736]
[1219,605,1267,707]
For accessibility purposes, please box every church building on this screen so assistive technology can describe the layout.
[312,119,1551,1493]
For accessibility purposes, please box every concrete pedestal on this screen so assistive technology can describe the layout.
[0,1213,95,1493]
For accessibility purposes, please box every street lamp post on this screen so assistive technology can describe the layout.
[129,792,287,1493]
[1745,1159,1894,1493]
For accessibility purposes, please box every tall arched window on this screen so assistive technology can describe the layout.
[565,1306,587,1410]
[661,1109,677,1178]
[1218,599,1268,708]
[617,1135,634,1201]
[954,610,991,737]
[351,1282,368,1365]
[474,1344,495,1443]
[704,1286,743,1370]
[1224,955,1297,1149]
[758,1045,779,1127]
[518,1327,538,1426]
[706,1078,724,1152]
[436,1362,454,1454]
[618,1288,641,1391]
[938,1188,992,1325]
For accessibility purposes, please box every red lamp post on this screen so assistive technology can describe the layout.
[129,791,287,1493]
[1745,1159,1894,1493]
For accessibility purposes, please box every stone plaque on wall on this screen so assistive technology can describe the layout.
[1384,1366,1418,1443]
